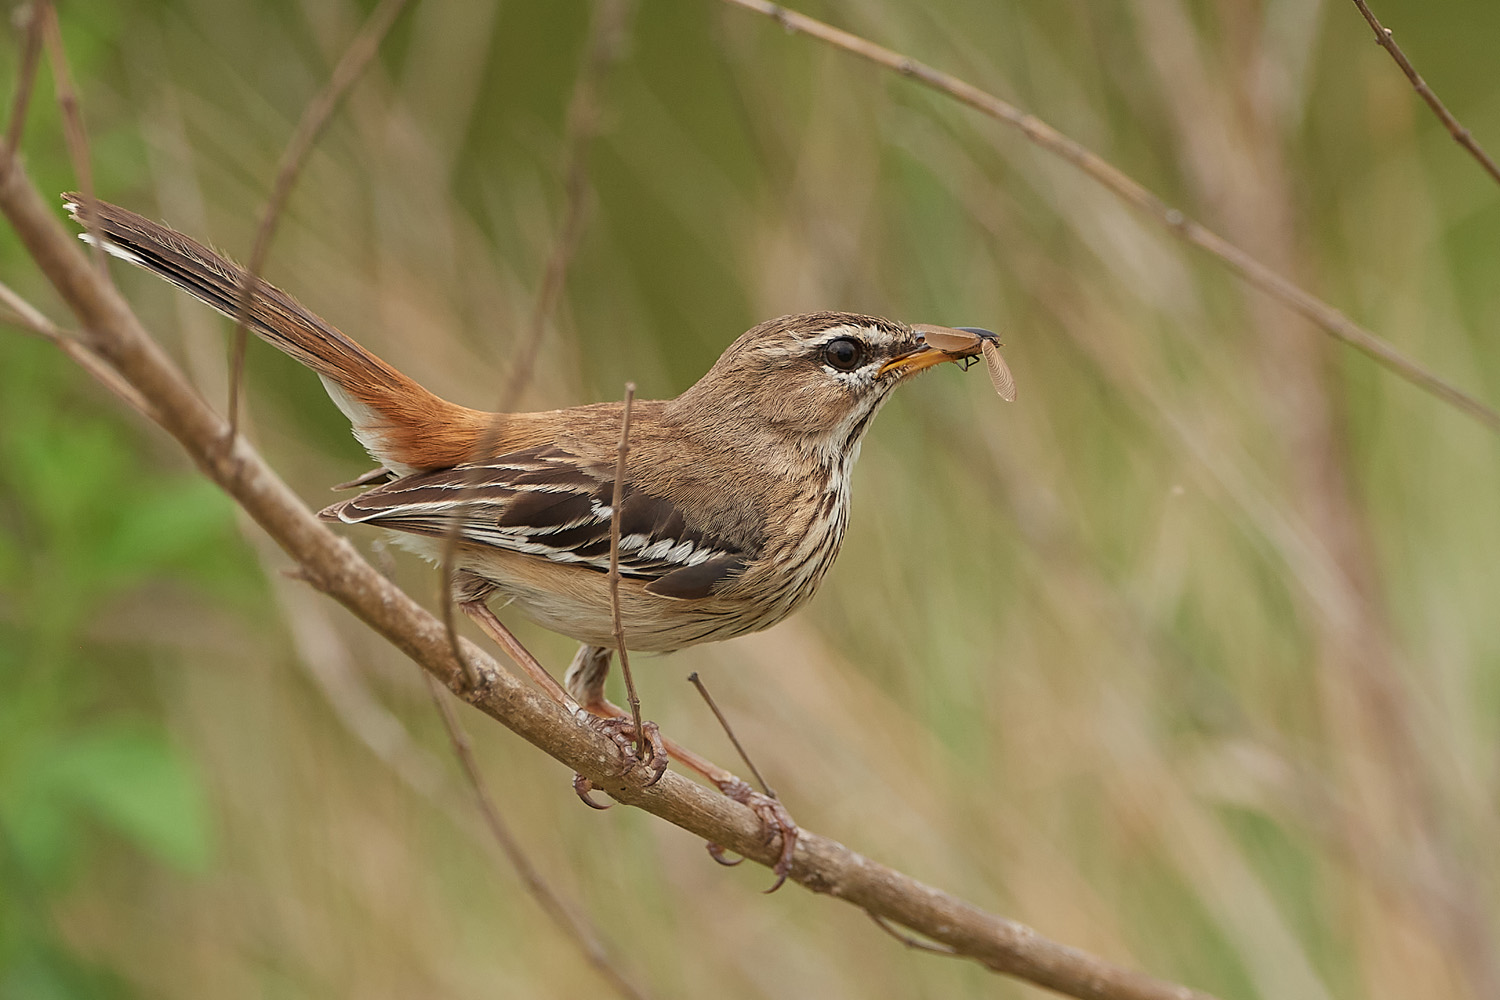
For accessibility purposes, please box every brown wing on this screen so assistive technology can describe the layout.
[320,445,752,598]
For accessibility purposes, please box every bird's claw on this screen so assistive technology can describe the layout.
[573,772,612,809]
[570,713,670,806]
[706,777,798,892]
[706,842,744,867]
[588,714,669,786]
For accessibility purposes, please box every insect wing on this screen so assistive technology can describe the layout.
[914,324,981,353]
[982,339,1017,402]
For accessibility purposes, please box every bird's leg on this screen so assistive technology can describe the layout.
[566,645,799,890]
[450,573,663,779]
[562,645,667,804]
[457,597,580,710]
[456,602,666,785]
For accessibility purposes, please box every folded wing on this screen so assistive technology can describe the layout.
[320,445,750,599]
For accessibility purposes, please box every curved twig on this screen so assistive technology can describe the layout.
[717,0,1500,434]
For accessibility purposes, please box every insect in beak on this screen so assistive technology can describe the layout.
[878,325,1017,402]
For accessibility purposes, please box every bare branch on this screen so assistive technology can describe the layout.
[1,153,1220,1000]
[717,0,1500,434]
[1350,0,1500,187]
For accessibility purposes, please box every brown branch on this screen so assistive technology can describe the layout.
[425,674,654,1000]
[0,154,1220,1000]
[226,0,413,436]
[210,330,645,996]
[1350,0,1500,188]
[717,0,1500,435]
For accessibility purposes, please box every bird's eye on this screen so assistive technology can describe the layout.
[823,337,864,372]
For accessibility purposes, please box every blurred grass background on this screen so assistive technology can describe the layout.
[3,0,1499,997]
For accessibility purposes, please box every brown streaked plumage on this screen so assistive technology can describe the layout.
[66,193,1012,881]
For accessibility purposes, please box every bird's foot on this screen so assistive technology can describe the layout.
[707,777,798,893]
[571,713,669,808]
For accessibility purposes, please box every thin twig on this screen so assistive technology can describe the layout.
[687,672,773,797]
[226,0,413,438]
[866,911,960,956]
[0,278,155,419]
[2,2,46,159]
[37,2,101,274]
[608,384,646,756]
[0,276,63,339]
[1350,0,1500,187]
[211,0,461,688]
[436,0,636,687]
[717,0,1500,435]
[435,567,483,687]
[424,674,654,1000]
[272,555,649,999]
[511,0,636,408]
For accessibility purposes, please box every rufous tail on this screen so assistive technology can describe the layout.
[63,193,495,471]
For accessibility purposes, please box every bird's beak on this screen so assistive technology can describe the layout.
[878,325,996,377]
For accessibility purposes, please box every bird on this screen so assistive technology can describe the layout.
[65,193,1011,883]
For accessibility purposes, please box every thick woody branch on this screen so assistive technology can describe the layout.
[0,157,1216,1000]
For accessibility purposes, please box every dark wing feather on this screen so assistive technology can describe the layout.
[644,556,748,599]
[320,445,753,596]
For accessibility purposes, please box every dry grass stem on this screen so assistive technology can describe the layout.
[718,0,1500,433]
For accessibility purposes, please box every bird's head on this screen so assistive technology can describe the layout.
[668,311,1009,460]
